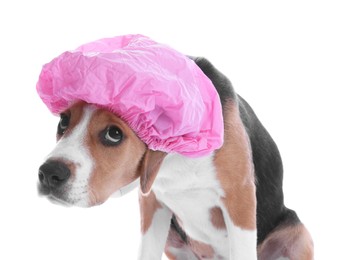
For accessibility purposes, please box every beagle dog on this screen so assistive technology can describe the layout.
[38,57,314,259]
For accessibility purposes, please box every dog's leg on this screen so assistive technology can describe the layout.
[257,210,314,260]
[221,204,257,260]
[164,227,199,260]
[138,191,172,260]
[214,100,258,259]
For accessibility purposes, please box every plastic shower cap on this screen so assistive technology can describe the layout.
[37,34,223,157]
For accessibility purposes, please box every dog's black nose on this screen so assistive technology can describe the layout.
[38,160,71,188]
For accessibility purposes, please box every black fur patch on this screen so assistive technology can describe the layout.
[191,56,300,244]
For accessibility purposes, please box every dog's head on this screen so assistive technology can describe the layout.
[38,102,166,207]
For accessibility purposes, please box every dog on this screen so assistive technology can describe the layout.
[38,56,314,260]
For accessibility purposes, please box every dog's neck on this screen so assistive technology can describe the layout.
[152,153,222,197]
[110,152,220,201]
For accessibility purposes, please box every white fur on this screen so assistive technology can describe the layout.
[45,106,95,207]
[222,205,257,259]
[138,203,172,260]
[151,153,237,259]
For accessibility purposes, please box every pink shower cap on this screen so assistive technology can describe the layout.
[37,34,223,157]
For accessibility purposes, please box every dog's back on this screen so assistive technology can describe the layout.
[191,57,314,259]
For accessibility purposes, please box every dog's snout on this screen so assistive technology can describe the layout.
[38,160,71,188]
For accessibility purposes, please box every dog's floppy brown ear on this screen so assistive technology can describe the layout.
[139,150,167,194]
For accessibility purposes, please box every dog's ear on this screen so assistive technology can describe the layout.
[139,150,167,194]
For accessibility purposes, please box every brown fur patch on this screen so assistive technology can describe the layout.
[165,227,186,260]
[210,206,226,230]
[165,228,218,260]
[85,106,147,205]
[214,100,256,230]
[189,239,215,259]
[164,250,177,260]
[139,191,162,234]
[258,223,314,260]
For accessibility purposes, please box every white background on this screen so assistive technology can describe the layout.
[0,0,355,259]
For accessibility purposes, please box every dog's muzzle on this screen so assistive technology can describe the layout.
[38,160,71,193]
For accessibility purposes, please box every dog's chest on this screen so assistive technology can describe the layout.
[152,154,229,255]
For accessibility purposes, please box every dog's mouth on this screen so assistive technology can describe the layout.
[37,182,90,207]
[47,194,72,207]
[37,182,72,206]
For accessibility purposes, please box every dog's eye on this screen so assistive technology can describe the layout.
[101,126,123,146]
[57,113,70,135]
